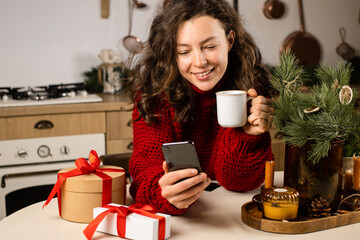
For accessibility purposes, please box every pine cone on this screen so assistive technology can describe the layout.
[307,197,332,218]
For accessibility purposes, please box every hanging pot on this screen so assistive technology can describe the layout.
[336,27,355,61]
[284,139,344,216]
[263,0,285,19]
[281,0,321,66]
[133,0,147,8]
[123,0,143,53]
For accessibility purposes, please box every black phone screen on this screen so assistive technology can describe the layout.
[161,141,202,172]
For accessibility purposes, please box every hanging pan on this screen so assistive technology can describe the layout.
[281,0,321,66]
[263,0,285,19]
[123,0,144,53]
[336,27,355,61]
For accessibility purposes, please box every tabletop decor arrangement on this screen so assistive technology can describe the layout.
[241,56,360,232]
[270,51,360,216]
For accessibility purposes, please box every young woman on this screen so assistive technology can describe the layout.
[127,0,274,215]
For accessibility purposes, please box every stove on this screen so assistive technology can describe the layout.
[0,133,106,219]
[0,82,105,219]
[0,82,102,108]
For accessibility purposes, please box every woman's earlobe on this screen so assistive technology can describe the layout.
[227,30,235,51]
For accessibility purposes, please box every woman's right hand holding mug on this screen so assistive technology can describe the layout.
[216,88,273,135]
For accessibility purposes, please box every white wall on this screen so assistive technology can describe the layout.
[239,0,360,66]
[0,0,359,87]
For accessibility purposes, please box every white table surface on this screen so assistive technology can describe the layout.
[0,171,359,240]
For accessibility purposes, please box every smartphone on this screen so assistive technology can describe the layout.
[161,141,202,172]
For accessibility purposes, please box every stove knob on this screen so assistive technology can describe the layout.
[60,145,70,155]
[78,90,88,97]
[69,91,76,98]
[37,145,52,158]
[2,94,9,102]
[17,148,28,158]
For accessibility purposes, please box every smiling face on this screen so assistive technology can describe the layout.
[176,15,235,91]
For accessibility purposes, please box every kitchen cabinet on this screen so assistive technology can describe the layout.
[106,110,133,154]
[0,93,287,168]
[0,113,106,140]
[0,93,133,155]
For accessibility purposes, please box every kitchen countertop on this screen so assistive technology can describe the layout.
[1,171,359,240]
[0,93,131,118]
[2,85,358,118]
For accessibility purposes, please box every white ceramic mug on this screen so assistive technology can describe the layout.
[216,90,253,128]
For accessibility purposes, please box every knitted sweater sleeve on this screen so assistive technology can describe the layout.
[214,128,273,191]
[129,103,186,216]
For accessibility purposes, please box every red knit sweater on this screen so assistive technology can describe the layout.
[129,82,273,215]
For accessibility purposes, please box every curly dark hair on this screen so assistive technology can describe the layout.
[127,0,271,124]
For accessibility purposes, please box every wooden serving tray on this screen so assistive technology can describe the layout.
[241,201,360,234]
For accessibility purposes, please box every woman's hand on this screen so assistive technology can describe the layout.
[158,161,211,209]
[242,88,273,135]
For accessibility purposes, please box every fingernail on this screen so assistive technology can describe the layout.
[191,169,198,175]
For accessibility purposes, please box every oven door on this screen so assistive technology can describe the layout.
[0,161,75,220]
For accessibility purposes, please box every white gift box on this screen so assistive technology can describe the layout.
[93,203,171,240]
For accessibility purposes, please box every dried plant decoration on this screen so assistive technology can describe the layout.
[271,51,360,164]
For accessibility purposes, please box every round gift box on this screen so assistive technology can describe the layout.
[58,165,126,223]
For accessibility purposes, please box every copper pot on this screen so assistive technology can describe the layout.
[263,0,285,19]
[281,0,321,66]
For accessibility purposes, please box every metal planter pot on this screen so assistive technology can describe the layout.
[284,140,344,215]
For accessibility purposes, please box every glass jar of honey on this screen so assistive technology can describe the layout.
[261,187,299,220]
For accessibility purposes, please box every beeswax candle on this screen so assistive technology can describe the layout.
[353,155,360,190]
[344,169,354,196]
[265,160,275,188]
[262,187,299,220]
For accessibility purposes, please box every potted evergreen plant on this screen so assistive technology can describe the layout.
[271,51,360,217]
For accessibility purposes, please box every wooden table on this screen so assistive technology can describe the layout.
[0,172,359,240]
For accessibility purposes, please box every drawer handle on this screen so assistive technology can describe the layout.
[126,119,132,127]
[1,175,7,188]
[34,120,54,130]
[126,142,133,150]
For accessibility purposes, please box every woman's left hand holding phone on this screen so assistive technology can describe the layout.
[158,161,211,209]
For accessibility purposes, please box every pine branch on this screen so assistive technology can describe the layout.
[271,52,306,96]
[316,62,353,88]
[271,51,360,164]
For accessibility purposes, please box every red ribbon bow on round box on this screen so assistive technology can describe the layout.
[43,150,126,223]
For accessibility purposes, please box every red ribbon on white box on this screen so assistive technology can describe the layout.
[42,150,126,216]
[83,203,166,240]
